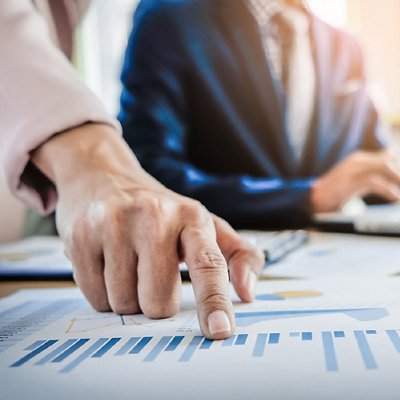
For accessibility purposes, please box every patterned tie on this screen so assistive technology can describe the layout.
[269,9,316,166]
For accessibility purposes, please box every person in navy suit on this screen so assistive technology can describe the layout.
[119,0,400,229]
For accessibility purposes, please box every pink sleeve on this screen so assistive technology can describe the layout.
[0,0,121,214]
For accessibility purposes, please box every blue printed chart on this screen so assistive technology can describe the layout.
[9,328,400,374]
[2,285,400,400]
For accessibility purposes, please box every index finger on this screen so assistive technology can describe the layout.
[180,212,235,340]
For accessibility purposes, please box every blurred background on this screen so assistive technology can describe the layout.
[1,0,400,242]
[76,0,400,125]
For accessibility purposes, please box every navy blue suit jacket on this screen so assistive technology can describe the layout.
[119,0,387,229]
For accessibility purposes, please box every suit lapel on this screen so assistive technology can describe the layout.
[215,0,295,176]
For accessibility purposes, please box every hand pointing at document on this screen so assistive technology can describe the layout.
[0,0,263,340]
[32,123,264,340]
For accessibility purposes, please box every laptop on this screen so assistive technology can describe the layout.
[313,196,400,235]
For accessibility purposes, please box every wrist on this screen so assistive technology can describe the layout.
[31,123,142,187]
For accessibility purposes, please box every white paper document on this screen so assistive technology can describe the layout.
[0,236,72,278]
[257,231,400,279]
[1,278,400,400]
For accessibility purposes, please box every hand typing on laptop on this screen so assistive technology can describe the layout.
[311,150,400,213]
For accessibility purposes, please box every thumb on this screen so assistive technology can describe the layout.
[213,215,264,302]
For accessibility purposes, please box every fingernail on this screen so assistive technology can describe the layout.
[208,310,231,336]
[247,270,258,298]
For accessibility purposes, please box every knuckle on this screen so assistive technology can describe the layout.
[192,248,227,271]
[142,299,180,320]
[197,290,230,309]
[91,300,111,313]
[131,192,170,229]
[180,199,208,221]
[253,248,265,267]
[84,291,110,312]
[111,299,140,316]
[68,222,91,261]
[134,191,163,214]
[103,200,129,227]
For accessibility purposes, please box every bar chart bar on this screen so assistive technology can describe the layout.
[129,337,152,354]
[235,334,248,346]
[322,332,338,372]
[354,331,377,370]
[199,338,213,350]
[268,333,280,344]
[9,328,399,374]
[24,340,47,351]
[10,340,58,367]
[178,336,203,362]
[386,330,400,353]
[222,335,236,347]
[60,338,108,374]
[164,336,185,352]
[36,339,78,365]
[253,333,268,357]
[114,337,140,356]
[144,336,172,362]
[92,338,121,358]
[52,339,89,363]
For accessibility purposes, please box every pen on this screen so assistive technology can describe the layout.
[263,230,309,265]
[180,230,309,280]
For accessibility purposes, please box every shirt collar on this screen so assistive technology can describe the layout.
[247,0,309,27]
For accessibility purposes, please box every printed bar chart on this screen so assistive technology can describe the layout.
[322,331,339,372]
[9,328,400,373]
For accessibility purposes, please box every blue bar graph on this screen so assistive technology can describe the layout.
[253,333,268,357]
[354,331,377,370]
[92,338,121,358]
[322,332,338,372]
[269,333,280,344]
[129,337,152,354]
[11,340,58,367]
[52,339,89,363]
[179,336,203,362]
[10,327,400,373]
[222,335,236,347]
[144,336,172,362]
[235,334,248,345]
[60,338,108,373]
[165,336,184,352]
[36,339,78,365]
[114,337,140,356]
[199,338,213,350]
[386,330,400,353]
[334,331,345,338]
[24,340,47,351]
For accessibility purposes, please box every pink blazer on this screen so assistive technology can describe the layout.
[0,0,120,214]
